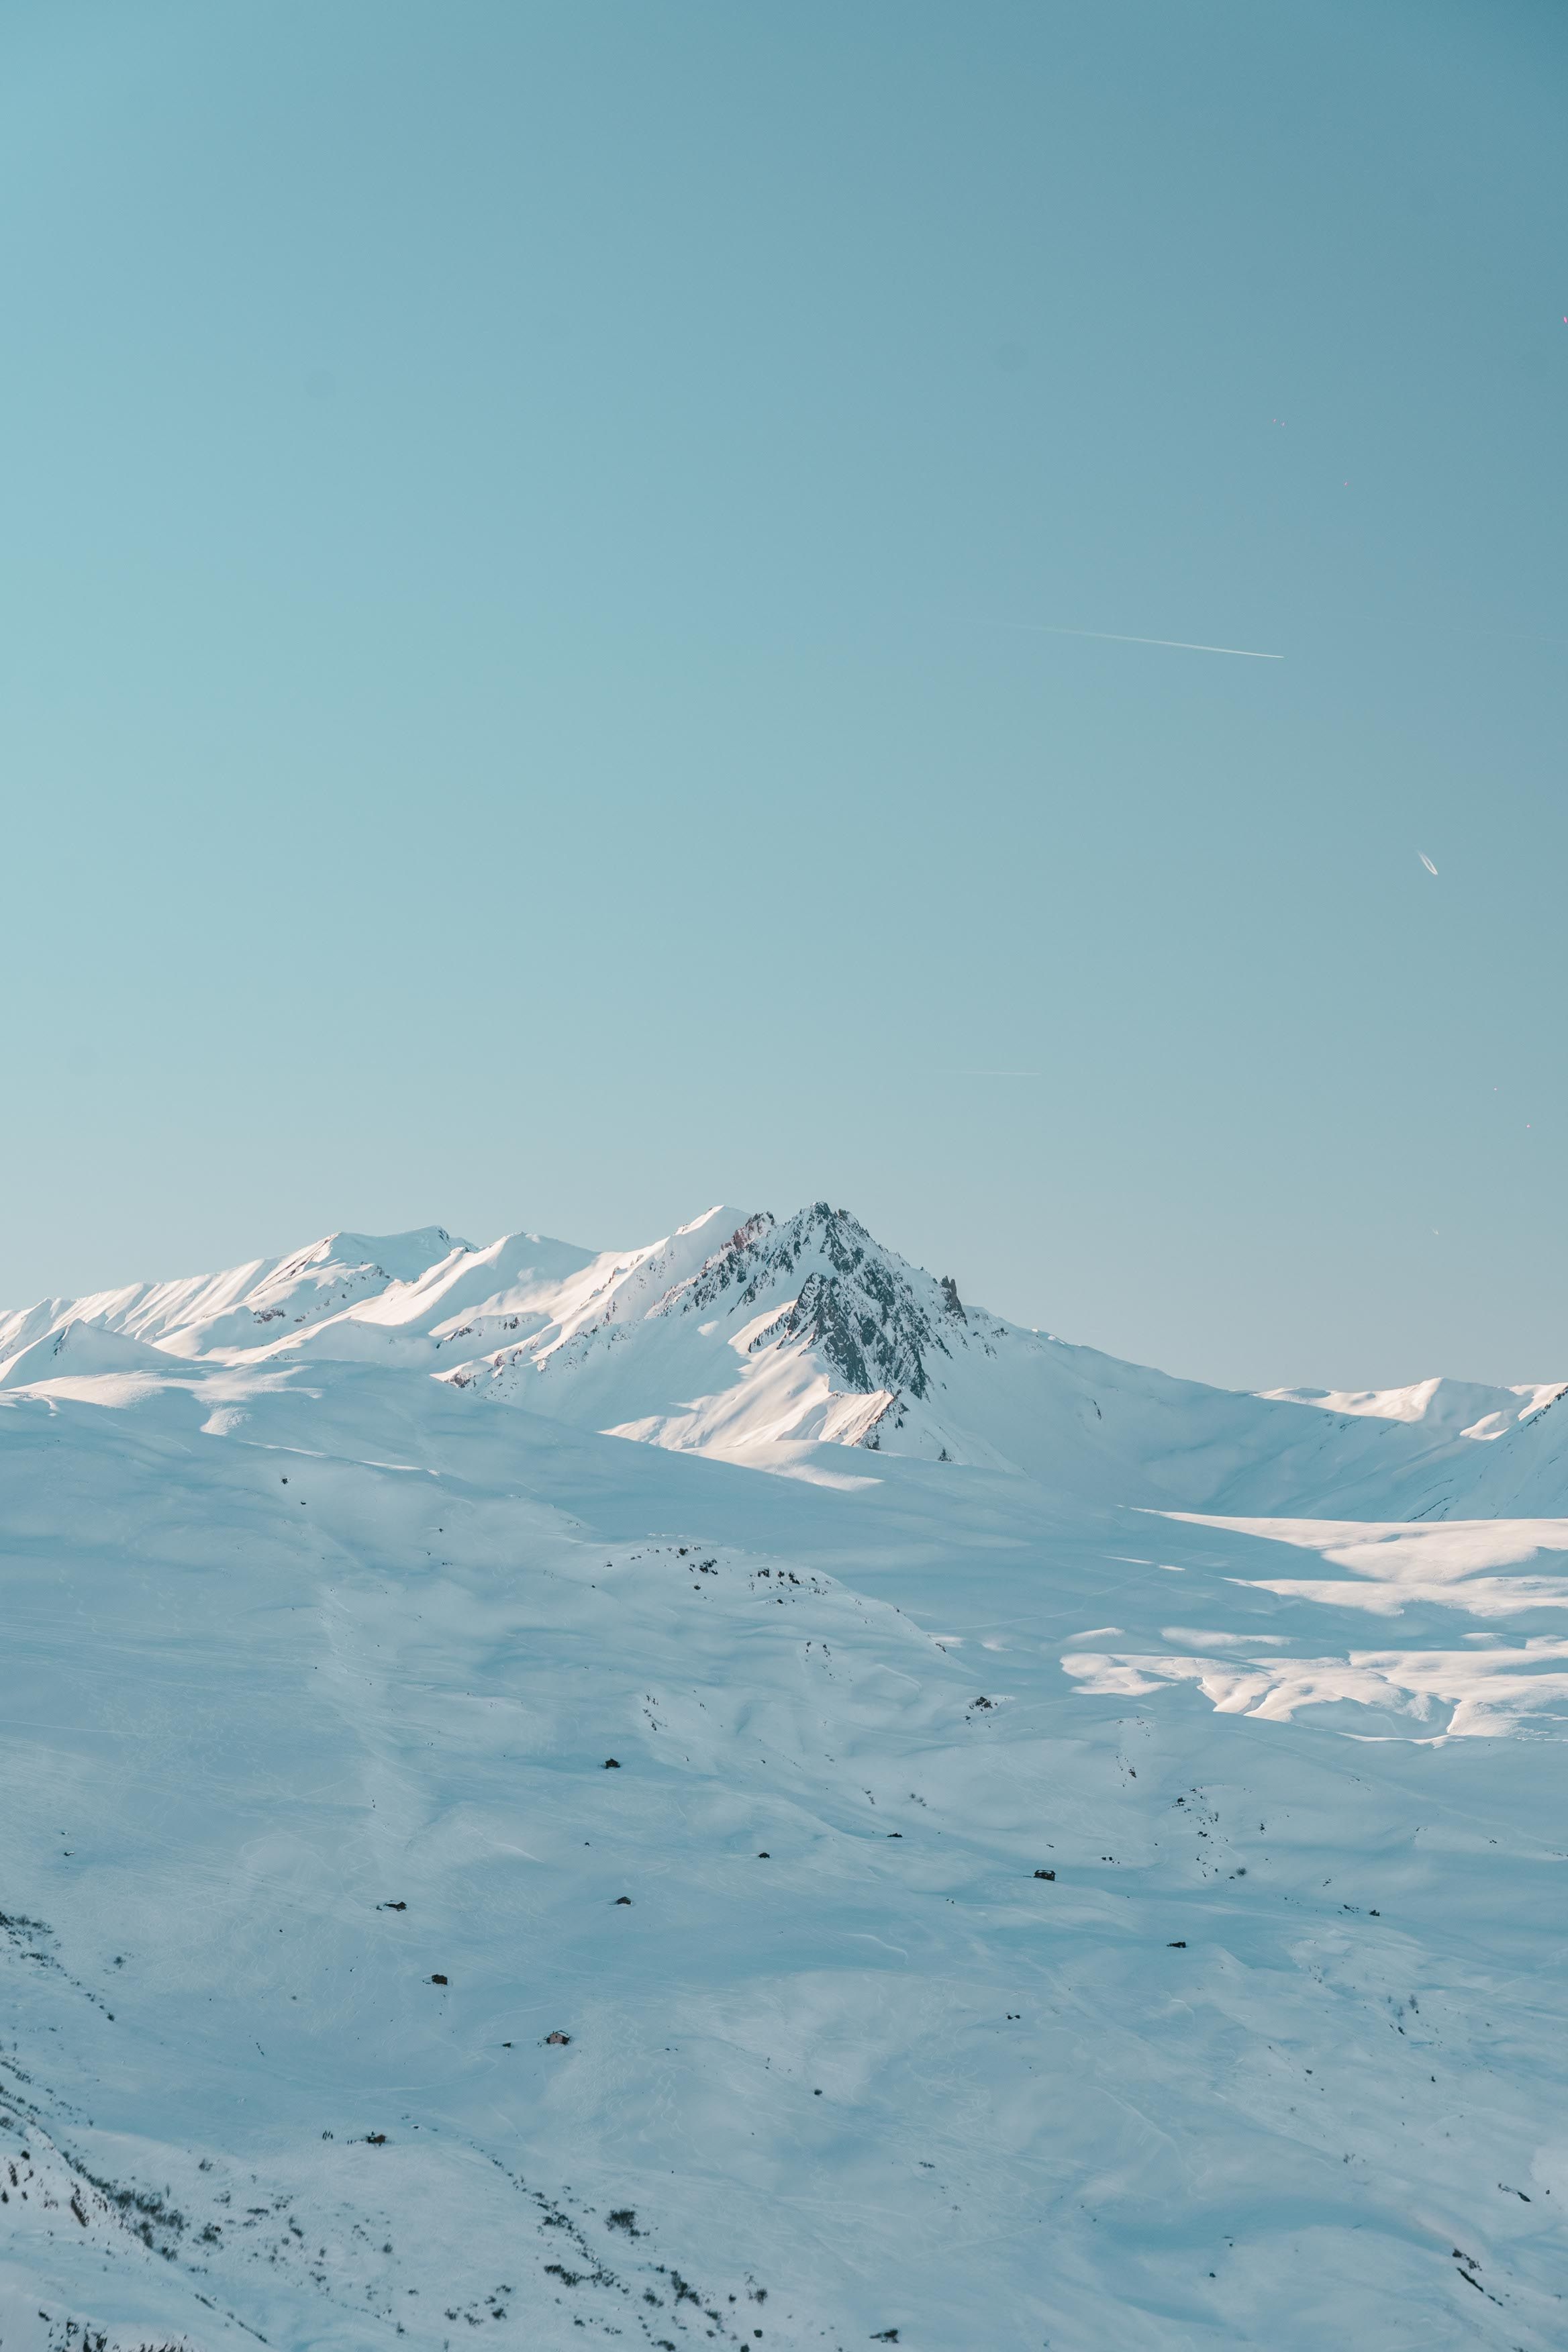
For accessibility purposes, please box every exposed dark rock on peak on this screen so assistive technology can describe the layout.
[667,1202,948,1402]
[777,1269,937,1400]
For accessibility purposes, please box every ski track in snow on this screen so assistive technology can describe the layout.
[1,1206,1566,2351]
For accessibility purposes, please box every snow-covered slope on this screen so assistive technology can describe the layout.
[0,1226,467,1370]
[3,1203,1567,2351]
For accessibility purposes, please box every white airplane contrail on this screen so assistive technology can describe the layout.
[985,620,1283,660]
[1419,852,1438,876]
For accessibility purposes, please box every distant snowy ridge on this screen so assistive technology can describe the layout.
[1259,1375,1567,1441]
[0,1223,468,1368]
[3,1199,1564,1516]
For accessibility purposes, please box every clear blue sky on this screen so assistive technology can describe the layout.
[3,0,1565,1389]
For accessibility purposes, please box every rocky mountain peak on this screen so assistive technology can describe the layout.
[663,1200,950,1402]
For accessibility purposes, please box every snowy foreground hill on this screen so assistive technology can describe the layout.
[3,1204,1568,2352]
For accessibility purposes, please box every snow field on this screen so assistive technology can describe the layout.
[2,1211,1566,2347]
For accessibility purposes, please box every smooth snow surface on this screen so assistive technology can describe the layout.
[3,1204,1566,2351]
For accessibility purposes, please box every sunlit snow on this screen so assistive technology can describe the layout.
[3,1203,1565,2350]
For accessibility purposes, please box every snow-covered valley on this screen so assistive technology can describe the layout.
[3,1204,1567,2350]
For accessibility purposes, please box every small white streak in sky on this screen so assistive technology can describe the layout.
[983,620,1283,660]
[943,1069,1041,1078]
[1418,851,1438,876]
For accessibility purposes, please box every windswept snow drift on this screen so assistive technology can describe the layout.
[2,1202,1566,2351]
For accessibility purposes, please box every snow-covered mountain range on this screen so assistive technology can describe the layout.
[4,1199,1564,1514]
[3,1202,1567,2352]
